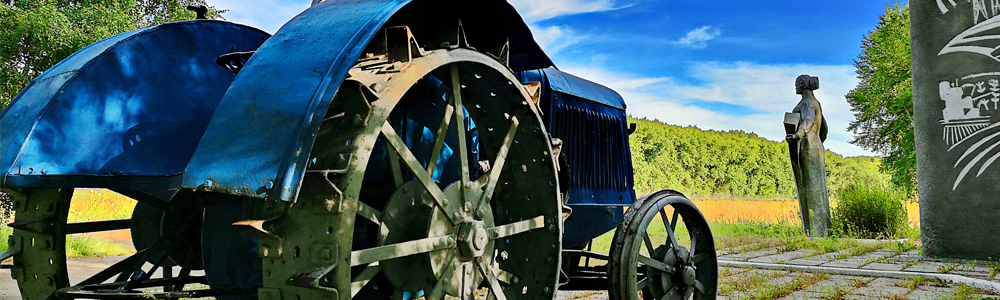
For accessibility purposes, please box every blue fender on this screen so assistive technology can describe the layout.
[182,0,553,200]
[0,21,271,189]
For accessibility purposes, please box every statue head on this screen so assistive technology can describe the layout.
[795,75,820,95]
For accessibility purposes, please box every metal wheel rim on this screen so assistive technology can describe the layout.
[261,48,563,300]
[609,191,718,300]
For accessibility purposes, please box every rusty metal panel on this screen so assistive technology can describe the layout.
[0,21,270,189]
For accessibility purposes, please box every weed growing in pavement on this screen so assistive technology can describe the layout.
[942,284,989,300]
[931,278,952,287]
[820,285,850,300]
[898,276,927,289]
[718,269,787,296]
[986,259,1000,280]
[939,263,960,274]
[851,277,869,288]
[900,260,919,270]
[744,272,828,300]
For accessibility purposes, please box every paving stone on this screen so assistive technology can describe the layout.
[721,248,781,261]
[862,262,905,271]
[802,275,868,293]
[749,250,817,263]
[916,284,956,293]
[907,289,949,300]
[800,250,853,262]
[820,258,868,268]
[850,278,910,298]
[903,262,948,273]
[780,290,825,300]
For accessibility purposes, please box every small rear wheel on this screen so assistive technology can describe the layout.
[608,190,717,300]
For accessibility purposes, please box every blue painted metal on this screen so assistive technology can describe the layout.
[0,21,271,189]
[517,68,637,207]
[181,0,553,201]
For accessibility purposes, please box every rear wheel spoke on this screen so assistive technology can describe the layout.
[351,263,382,298]
[350,235,456,266]
[474,117,519,211]
[387,146,405,188]
[476,258,508,300]
[486,215,545,240]
[426,104,455,175]
[449,64,471,185]
[381,120,461,223]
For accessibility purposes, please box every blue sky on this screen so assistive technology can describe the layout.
[209,0,905,157]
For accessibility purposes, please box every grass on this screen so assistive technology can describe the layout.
[1,189,137,261]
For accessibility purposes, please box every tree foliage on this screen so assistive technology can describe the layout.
[845,3,915,192]
[0,0,225,109]
[630,117,891,199]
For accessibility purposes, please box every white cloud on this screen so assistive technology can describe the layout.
[211,0,311,33]
[529,25,592,54]
[558,63,876,157]
[676,26,721,49]
[508,0,625,22]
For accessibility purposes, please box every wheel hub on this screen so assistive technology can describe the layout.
[380,180,495,294]
[649,245,698,296]
[456,220,489,260]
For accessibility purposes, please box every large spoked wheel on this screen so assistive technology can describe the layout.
[262,46,563,300]
[2,188,251,300]
[609,190,717,300]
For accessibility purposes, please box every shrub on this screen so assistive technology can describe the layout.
[832,182,909,238]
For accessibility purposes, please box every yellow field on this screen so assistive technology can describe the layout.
[691,198,921,225]
[69,189,136,222]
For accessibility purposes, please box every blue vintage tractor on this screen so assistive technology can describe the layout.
[0,1,717,299]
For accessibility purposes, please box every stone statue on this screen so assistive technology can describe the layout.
[784,74,831,237]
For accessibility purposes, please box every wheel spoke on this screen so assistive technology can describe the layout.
[659,209,671,232]
[381,120,461,224]
[638,255,675,274]
[350,234,456,266]
[683,286,695,300]
[474,117,519,212]
[662,210,682,254]
[476,258,508,300]
[356,202,383,226]
[642,231,655,254]
[495,268,518,284]
[486,215,545,240]
[425,261,455,300]
[636,277,649,291]
[387,146,404,188]
[449,64,470,185]
[351,263,382,298]
[687,235,697,263]
[426,104,456,175]
[694,280,705,293]
[691,252,710,264]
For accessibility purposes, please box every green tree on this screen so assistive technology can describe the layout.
[0,0,225,109]
[628,117,888,199]
[845,3,915,192]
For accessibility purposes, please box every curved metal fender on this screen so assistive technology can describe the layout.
[0,21,271,189]
[182,0,553,200]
